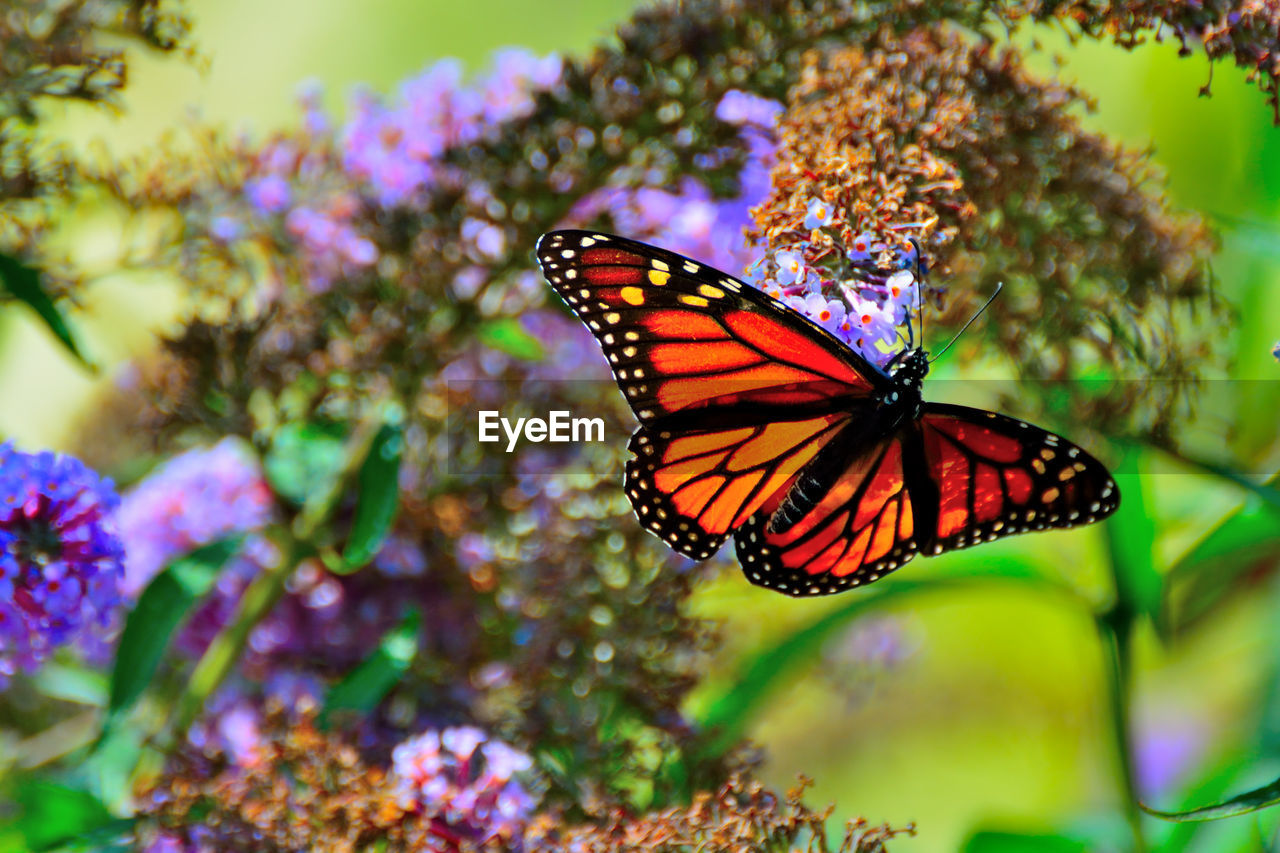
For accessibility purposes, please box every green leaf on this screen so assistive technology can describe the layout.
[14,779,129,851]
[264,422,346,505]
[0,252,94,369]
[693,565,1062,760]
[478,317,545,361]
[337,422,403,573]
[106,537,242,720]
[1164,449,1280,512]
[320,608,420,726]
[962,830,1090,853]
[1103,447,1161,625]
[1162,490,1280,636]
[1142,773,1280,822]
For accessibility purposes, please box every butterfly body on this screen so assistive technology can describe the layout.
[537,230,1119,596]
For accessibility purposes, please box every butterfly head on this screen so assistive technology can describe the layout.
[887,348,929,390]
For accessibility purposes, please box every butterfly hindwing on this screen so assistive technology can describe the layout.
[914,403,1120,554]
[733,434,920,595]
[536,230,886,426]
[733,405,1120,597]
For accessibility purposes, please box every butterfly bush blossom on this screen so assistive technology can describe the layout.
[116,438,273,596]
[392,726,536,843]
[0,442,124,685]
[117,440,428,676]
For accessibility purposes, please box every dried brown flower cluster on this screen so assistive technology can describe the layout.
[990,0,1280,120]
[522,776,913,853]
[145,706,906,853]
[753,26,1217,435]
[145,704,478,852]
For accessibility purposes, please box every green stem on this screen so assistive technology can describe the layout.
[165,413,386,741]
[1099,604,1147,853]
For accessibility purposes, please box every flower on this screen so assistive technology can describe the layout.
[0,443,124,685]
[715,88,784,127]
[885,269,919,325]
[392,726,537,841]
[774,248,805,285]
[116,438,273,597]
[803,197,833,230]
[245,174,291,214]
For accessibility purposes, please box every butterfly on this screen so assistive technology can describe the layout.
[535,230,1120,596]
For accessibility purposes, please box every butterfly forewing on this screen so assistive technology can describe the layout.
[536,231,885,427]
[625,413,853,560]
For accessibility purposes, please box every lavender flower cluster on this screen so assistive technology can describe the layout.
[392,726,536,843]
[756,228,922,366]
[0,442,124,685]
[231,48,562,294]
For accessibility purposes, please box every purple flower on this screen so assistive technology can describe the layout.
[0,443,124,685]
[847,232,879,263]
[1135,713,1207,797]
[715,89,783,127]
[478,47,562,125]
[803,197,833,230]
[392,725,537,841]
[884,270,919,325]
[774,248,805,285]
[245,175,292,214]
[838,292,898,363]
[1273,341,1279,361]
[116,438,273,597]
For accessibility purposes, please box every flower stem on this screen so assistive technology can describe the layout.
[166,412,387,741]
[1099,603,1147,853]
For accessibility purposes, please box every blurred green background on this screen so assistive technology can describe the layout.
[3,1,1278,850]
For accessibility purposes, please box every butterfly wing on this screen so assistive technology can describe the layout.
[733,431,921,595]
[625,411,854,559]
[536,230,889,425]
[733,403,1120,596]
[912,403,1120,554]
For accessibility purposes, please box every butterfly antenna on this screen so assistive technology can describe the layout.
[930,281,1004,362]
[909,238,925,350]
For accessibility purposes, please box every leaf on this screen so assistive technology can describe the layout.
[1162,491,1280,637]
[478,317,545,361]
[264,422,347,506]
[337,422,403,573]
[1142,773,1280,822]
[320,608,420,726]
[962,831,1090,853]
[1103,447,1161,625]
[0,252,94,369]
[1166,450,1280,512]
[106,537,242,720]
[13,779,129,851]
[693,564,1061,760]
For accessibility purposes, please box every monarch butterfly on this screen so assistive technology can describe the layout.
[536,230,1120,596]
